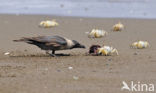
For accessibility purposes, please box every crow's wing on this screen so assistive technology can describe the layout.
[31,36,67,47]
[13,36,68,48]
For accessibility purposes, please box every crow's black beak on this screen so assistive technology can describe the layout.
[72,40,86,49]
[80,45,86,48]
[72,44,86,49]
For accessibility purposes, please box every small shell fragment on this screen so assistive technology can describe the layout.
[86,29,108,38]
[73,76,79,80]
[131,41,150,49]
[4,52,10,55]
[113,22,124,31]
[39,20,59,28]
[68,67,73,70]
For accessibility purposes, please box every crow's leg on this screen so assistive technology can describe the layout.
[46,50,56,57]
[52,50,55,54]
[49,50,56,57]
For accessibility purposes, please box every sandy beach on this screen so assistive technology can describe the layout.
[0,14,156,93]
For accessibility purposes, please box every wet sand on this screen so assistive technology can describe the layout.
[0,14,156,93]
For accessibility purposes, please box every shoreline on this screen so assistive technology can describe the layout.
[1,13,156,20]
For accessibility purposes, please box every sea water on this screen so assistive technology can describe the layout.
[0,0,155,19]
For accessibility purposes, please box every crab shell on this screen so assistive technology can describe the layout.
[113,22,124,31]
[89,45,101,54]
[88,29,108,38]
[39,20,59,28]
[131,41,150,49]
[97,46,119,56]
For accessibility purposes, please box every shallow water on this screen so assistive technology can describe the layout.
[0,0,156,18]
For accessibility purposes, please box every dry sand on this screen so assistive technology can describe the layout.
[0,14,156,93]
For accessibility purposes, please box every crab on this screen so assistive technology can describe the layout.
[39,20,59,28]
[97,46,119,56]
[113,22,124,31]
[89,45,101,55]
[130,41,150,49]
[86,29,108,38]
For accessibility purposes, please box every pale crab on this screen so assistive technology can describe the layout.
[113,22,124,31]
[86,29,108,38]
[130,41,150,49]
[39,20,59,28]
[97,46,119,56]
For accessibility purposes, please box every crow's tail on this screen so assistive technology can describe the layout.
[13,37,30,42]
[13,37,42,45]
